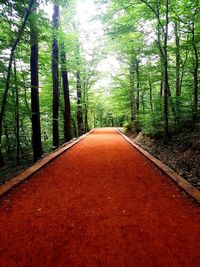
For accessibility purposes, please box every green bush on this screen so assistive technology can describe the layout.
[123,119,142,133]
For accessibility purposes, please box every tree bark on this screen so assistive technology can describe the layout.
[157,21,164,97]
[60,44,72,142]
[180,35,189,93]
[14,59,20,164]
[175,21,181,97]
[76,71,84,136]
[93,110,96,128]
[129,55,135,121]
[163,0,169,139]
[157,16,178,125]
[0,0,35,167]
[52,4,60,147]
[191,22,199,122]
[72,118,77,137]
[84,104,88,132]
[149,79,153,112]
[82,79,89,132]
[4,121,11,155]
[175,21,181,117]
[30,3,43,162]
[135,57,140,114]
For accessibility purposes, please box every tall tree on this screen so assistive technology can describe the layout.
[130,54,135,121]
[135,57,140,114]
[191,20,199,122]
[52,4,60,147]
[163,0,169,138]
[30,1,43,162]
[76,70,84,136]
[13,58,20,164]
[76,41,84,136]
[174,21,181,117]
[60,43,72,142]
[140,0,169,137]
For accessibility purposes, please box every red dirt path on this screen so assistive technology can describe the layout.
[0,128,200,267]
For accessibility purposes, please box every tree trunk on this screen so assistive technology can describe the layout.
[4,121,11,155]
[100,110,103,127]
[135,58,140,114]
[158,19,178,125]
[141,92,145,114]
[129,55,135,121]
[52,4,60,147]
[14,59,20,164]
[0,0,35,167]
[180,34,189,93]
[157,15,164,97]
[175,21,181,117]
[149,80,153,112]
[60,44,72,142]
[93,110,96,128]
[191,22,199,122]
[76,71,84,136]
[175,21,181,97]
[163,0,169,139]
[30,3,43,162]
[71,118,77,137]
[84,105,88,132]
[82,81,89,132]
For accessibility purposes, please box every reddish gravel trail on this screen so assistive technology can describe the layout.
[0,128,200,267]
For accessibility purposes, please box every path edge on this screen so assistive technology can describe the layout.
[117,129,200,204]
[0,130,94,198]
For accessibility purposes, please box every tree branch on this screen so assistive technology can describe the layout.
[140,0,165,33]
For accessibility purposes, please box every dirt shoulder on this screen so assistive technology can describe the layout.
[124,129,200,190]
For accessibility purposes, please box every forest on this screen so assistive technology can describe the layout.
[0,0,200,182]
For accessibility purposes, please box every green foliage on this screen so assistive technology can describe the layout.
[99,0,200,138]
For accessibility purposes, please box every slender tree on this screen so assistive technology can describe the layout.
[174,21,181,117]
[52,4,60,147]
[141,0,169,137]
[30,1,43,162]
[191,21,199,122]
[149,79,153,112]
[75,40,84,136]
[14,59,20,164]
[163,0,169,138]
[76,70,84,136]
[135,57,140,114]
[60,43,72,142]
[129,54,135,121]
[83,84,89,132]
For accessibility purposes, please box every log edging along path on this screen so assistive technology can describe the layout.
[117,129,200,204]
[0,129,94,198]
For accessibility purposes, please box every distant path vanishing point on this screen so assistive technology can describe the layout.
[0,128,200,266]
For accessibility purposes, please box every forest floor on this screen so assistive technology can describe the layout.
[125,129,200,190]
[0,128,200,266]
[0,138,79,185]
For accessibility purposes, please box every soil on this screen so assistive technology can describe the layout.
[0,128,200,266]
[125,129,200,190]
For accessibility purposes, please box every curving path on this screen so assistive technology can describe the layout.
[0,128,200,267]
